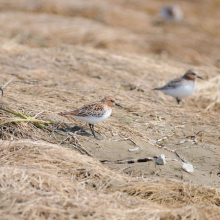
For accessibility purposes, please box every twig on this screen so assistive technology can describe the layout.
[113,137,141,152]
[128,147,139,152]
[13,80,39,84]
[178,136,197,145]
[127,138,140,151]
[100,157,155,164]
[174,150,189,163]
[1,77,14,90]
[68,131,93,157]
[59,135,70,145]
[153,169,161,176]
[117,166,131,173]
[179,169,185,180]
[70,144,86,155]
[33,111,45,119]
[0,77,14,99]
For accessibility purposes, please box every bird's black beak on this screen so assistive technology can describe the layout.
[115,103,123,108]
[197,75,203,80]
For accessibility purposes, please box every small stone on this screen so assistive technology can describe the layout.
[181,163,194,173]
[156,154,166,165]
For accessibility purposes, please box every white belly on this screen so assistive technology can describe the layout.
[73,109,112,124]
[163,83,196,99]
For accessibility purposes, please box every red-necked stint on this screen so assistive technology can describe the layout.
[61,96,123,139]
[153,69,203,104]
[160,5,183,23]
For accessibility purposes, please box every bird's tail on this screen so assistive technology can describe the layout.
[59,110,79,116]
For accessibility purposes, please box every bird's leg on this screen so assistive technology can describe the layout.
[0,87,3,99]
[89,124,101,140]
[176,98,181,104]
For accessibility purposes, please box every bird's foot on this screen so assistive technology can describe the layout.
[93,135,102,140]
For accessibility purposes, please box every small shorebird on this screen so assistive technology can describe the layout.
[61,96,123,140]
[153,69,203,104]
[160,5,183,23]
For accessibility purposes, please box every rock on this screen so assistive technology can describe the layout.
[156,154,166,165]
[181,163,194,173]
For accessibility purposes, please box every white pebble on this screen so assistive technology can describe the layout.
[156,154,166,165]
[181,163,194,173]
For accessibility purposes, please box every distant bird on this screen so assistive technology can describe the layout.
[160,5,183,23]
[153,69,203,104]
[61,96,123,140]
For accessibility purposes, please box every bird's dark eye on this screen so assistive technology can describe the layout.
[111,100,114,102]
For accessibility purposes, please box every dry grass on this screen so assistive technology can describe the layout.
[1,140,220,220]
[197,75,220,110]
[0,0,220,219]
[0,40,220,219]
[1,0,220,65]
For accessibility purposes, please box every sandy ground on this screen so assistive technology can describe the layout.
[1,44,219,186]
[0,0,220,219]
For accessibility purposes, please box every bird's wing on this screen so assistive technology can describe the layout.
[63,102,106,117]
[154,77,182,90]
